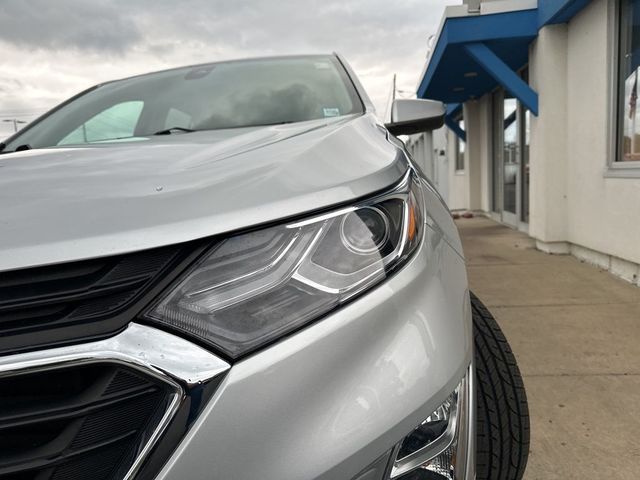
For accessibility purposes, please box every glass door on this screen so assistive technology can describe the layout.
[521,109,530,223]
[502,93,519,226]
[491,92,502,214]
[492,87,529,228]
[520,68,530,224]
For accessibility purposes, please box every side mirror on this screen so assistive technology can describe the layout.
[385,99,446,136]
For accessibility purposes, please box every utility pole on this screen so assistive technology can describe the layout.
[2,118,27,132]
[384,74,398,123]
[392,74,397,103]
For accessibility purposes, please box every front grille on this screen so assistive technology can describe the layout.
[0,363,176,480]
[0,243,200,356]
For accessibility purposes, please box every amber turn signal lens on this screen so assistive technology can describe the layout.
[407,202,417,242]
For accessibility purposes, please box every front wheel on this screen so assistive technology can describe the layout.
[472,292,530,480]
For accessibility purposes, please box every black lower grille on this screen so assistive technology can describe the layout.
[0,242,205,356]
[0,363,175,480]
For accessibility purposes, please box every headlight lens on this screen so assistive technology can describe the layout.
[340,207,391,254]
[144,171,424,358]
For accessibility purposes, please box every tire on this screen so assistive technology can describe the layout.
[472,292,530,480]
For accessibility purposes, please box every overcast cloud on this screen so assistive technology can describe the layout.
[0,0,445,138]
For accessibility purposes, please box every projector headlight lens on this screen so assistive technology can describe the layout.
[340,207,391,254]
[144,171,424,358]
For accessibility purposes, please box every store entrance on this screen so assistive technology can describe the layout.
[492,84,530,229]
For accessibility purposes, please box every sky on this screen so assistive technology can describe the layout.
[0,0,447,139]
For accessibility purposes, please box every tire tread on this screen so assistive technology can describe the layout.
[472,292,530,480]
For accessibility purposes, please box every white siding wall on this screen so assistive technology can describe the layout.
[432,127,450,204]
[563,0,640,265]
[447,128,470,210]
[464,98,493,212]
[406,128,451,206]
[529,23,570,244]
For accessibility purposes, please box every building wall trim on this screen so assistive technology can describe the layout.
[536,239,639,286]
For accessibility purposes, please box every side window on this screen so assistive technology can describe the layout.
[58,101,144,145]
[617,0,640,162]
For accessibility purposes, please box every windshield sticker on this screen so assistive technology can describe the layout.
[314,62,331,70]
[323,107,341,117]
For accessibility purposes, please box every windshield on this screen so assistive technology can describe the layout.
[1,55,363,153]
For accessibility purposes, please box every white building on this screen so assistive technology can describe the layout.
[409,0,640,286]
[406,127,449,202]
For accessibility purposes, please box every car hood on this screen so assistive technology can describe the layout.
[0,114,407,271]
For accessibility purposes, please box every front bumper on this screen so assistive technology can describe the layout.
[0,223,473,480]
[156,225,474,480]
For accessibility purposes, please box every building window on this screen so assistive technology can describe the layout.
[617,0,640,162]
[455,116,465,171]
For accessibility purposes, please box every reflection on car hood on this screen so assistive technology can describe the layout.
[0,114,407,271]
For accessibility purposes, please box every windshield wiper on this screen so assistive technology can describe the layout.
[153,127,196,135]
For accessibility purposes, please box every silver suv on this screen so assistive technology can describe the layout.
[0,54,529,480]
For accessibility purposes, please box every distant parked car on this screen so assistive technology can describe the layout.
[0,54,528,480]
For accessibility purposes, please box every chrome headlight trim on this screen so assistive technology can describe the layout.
[0,323,230,480]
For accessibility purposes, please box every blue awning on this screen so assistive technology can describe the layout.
[417,9,538,109]
[418,0,594,120]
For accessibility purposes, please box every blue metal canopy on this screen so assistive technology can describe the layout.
[418,0,595,133]
[417,9,539,110]
[445,103,466,141]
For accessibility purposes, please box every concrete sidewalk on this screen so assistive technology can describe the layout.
[457,217,640,479]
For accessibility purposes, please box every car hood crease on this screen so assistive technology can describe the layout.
[0,114,407,271]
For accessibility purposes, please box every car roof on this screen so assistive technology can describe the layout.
[101,53,339,87]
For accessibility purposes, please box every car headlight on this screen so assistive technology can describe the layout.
[143,170,424,358]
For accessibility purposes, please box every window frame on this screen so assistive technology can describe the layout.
[607,0,640,177]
